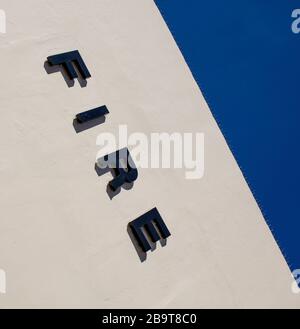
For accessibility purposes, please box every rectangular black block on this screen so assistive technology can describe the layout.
[76,106,109,123]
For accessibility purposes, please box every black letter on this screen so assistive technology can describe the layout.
[47,50,91,80]
[76,106,109,123]
[129,208,171,252]
[100,148,138,192]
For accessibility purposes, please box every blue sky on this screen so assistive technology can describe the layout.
[155,0,300,271]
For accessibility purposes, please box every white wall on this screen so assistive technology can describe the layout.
[0,0,298,308]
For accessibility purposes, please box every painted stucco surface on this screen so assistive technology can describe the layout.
[0,0,298,308]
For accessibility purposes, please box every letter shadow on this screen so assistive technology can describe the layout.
[94,162,134,200]
[127,224,167,263]
[44,61,87,88]
[73,116,106,133]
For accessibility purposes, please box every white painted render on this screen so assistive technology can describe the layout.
[0,0,298,308]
